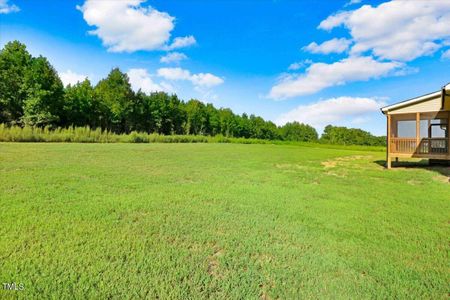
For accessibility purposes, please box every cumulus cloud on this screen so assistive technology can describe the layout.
[157,67,191,81]
[127,68,173,94]
[319,11,351,31]
[160,52,188,64]
[344,0,362,7]
[59,70,87,86]
[319,1,450,61]
[164,36,196,51]
[157,67,224,88]
[0,0,19,14]
[77,0,195,52]
[288,60,313,71]
[270,56,402,99]
[190,73,224,88]
[304,38,352,54]
[276,97,385,129]
[288,63,302,71]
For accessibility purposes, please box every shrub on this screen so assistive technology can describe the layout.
[0,124,385,152]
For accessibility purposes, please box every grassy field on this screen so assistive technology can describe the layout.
[0,143,448,299]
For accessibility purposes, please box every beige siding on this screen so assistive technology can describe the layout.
[390,95,442,114]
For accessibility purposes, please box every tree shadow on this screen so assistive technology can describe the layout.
[373,159,450,180]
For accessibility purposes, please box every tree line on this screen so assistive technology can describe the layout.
[321,125,385,146]
[0,40,385,146]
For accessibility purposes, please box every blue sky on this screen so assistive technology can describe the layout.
[1,0,450,135]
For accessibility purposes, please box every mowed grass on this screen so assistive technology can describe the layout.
[0,143,448,299]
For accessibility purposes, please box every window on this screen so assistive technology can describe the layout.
[420,120,428,138]
[397,120,416,138]
[430,119,448,138]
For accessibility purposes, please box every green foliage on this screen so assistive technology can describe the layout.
[184,99,207,135]
[320,125,386,146]
[21,56,64,126]
[0,41,64,127]
[0,41,387,146]
[0,41,32,124]
[280,121,318,142]
[94,68,134,132]
[63,79,97,127]
[0,124,120,143]
[0,143,448,298]
[0,124,275,146]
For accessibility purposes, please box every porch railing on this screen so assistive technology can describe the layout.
[390,138,449,154]
[390,138,416,153]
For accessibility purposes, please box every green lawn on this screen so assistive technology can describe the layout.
[0,143,448,299]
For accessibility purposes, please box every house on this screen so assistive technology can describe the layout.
[381,84,450,169]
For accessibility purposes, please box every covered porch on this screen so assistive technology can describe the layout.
[387,111,450,168]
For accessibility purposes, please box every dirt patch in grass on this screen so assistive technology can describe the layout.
[432,175,449,184]
[259,283,272,300]
[321,155,373,178]
[321,155,372,169]
[321,161,337,168]
[207,247,224,278]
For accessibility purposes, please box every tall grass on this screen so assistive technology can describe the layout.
[0,124,121,143]
[0,124,269,144]
[0,124,385,151]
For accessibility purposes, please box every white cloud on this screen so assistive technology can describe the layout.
[160,52,188,64]
[164,36,196,51]
[288,63,302,71]
[344,0,362,7]
[391,66,419,77]
[319,11,351,31]
[191,73,224,88]
[304,38,352,54]
[442,49,450,60]
[288,60,312,71]
[157,67,191,81]
[319,1,450,61]
[127,68,172,94]
[157,67,224,88]
[276,97,385,129]
[269,56,403,99]
[0,0,19,14]
[77,0,195,52]
[59,70,87,86]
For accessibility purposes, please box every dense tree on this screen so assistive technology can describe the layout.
[320,125,385,146]
[94,68,134,132]
[21,56,64,126]
[246,115,279,140]
[0,42,64,127]
[147,92,185,134]
[63,79,96,127]
[217,108,237,137]
[204,103,220,136]
[236,113,251,138]
[280,122,318,142]
[184,99,207,135]
[0,41,32,124]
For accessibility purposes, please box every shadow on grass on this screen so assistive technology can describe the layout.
[374,160,450,181]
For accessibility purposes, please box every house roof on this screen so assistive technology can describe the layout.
[380,90,442,114]
[380,82,450,114]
